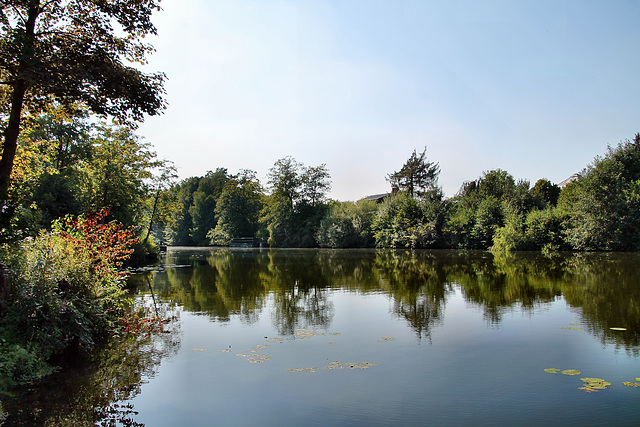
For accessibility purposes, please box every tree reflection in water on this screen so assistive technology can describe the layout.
[3,296,180,426]
[148,248,640,353]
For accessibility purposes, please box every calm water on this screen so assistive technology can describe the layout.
[7,248,640,426]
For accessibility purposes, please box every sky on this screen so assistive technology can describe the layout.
[136,0,640,201]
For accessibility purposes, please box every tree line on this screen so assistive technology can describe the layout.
[162,136,640,253]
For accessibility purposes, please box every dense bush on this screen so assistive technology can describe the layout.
[316,200,377,248]
[0,209,136,388]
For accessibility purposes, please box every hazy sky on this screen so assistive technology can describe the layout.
[137,0,640,201]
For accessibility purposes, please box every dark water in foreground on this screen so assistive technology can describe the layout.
[6,248,640,426]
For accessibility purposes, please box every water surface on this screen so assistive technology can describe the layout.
[8,249,640,426]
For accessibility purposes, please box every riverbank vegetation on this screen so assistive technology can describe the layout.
[163,135,640,254]
[0,1,639,421]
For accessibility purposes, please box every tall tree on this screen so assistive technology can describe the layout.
[387,148,440,197]
[0,0,166,206]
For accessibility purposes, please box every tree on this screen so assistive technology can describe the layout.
[316,199,377,248]
[387,148,440,197]
[0,1,166,205]
[208,169,264,245]
[81,123,159,228]
[143,160,179,245]
[266,156,302,210]
[301,164,331,207]
[188,169,229,246]
[564,134,640,251]
[262,157,331,247]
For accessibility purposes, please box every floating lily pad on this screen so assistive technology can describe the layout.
[324,362,345,370]
[561,327,584,330]
[580,378,611,390]
[235,353,253,358]
[544,368,561,374]
[220,349,232,353]
[345,362,379,369]
[328,342,337,345]
[623,381,640,387]
[378,336,396,342]
[569,323,581,326]
[636,378,640,381]
[248,356,271,364]
[561,370,581,376]
[329,332,342,336]
[266,338,284,343]
[610,327,627,331]
[191,348,207,352]
[252,345,270,349]
[295,329,317,339]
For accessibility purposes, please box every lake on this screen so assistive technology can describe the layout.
[6,248,640,426]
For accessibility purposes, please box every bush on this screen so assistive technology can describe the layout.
[0,209,136,388]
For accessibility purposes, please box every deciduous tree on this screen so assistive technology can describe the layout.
[0,0,166,205]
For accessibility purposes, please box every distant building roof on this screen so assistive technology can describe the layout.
[363,193,390,203]
[558,173,580,188]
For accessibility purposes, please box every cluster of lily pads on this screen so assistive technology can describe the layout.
[544,368,640,392]
[286,361,380,373]
[544,368,611,392]
[207,329,396,372]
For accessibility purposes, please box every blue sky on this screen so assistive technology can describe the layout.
[137,0,640,201]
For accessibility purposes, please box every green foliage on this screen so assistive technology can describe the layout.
[372,191,447,249]
[261,158,331,247]
[0,210,136,388]
[168,176,201,245]
[530,178,561,209]
[387,147,440,197]
[188,169,230,246]
[208,169,264,244]
[81,124,160,227]
[0,0,165,204]
[564,134,640,251]
[316,199,377,248]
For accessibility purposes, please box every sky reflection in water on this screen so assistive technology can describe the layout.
[122,249,640,426]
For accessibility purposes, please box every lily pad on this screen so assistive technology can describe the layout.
[378,336,396,342]
[266,338,284,343]
[544,368,561,374]
[324,362,345,370]
[610,327,627,331]
[561,370,581,376]
[580,378,611,390]
[248,356,271,364]
[220,349,232,353]
[569,323,581,326]
[623,381,640,387]
[345,362,380,369]
[191,348,207,352]
[252,345,270,349]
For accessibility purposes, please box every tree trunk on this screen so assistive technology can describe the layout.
[0,5,40,205]
[143,189,160,245]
